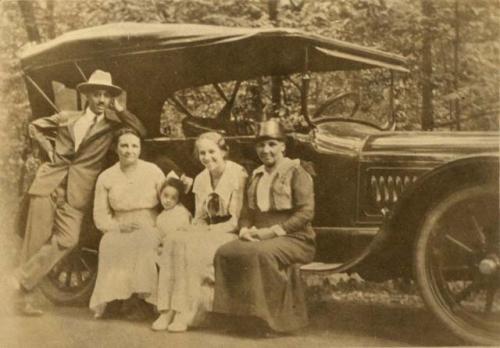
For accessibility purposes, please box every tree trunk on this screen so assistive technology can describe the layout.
[46,0,56,39]
[268,0,281,119]
[268,0,279,25]
[255,78,264,122]
[17,0,41,43]
[453,0,461,130]
[421,0,434,131]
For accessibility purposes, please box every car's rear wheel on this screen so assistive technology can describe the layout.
[414,184,500,345]
[39,243,98,305]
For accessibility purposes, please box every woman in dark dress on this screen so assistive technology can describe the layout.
[213,119,316,333]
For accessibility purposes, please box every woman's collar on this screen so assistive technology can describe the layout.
[194,160,241,198]
[253,157,299,177]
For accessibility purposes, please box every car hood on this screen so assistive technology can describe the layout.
[312,122,499,159]
[362,132,499,156]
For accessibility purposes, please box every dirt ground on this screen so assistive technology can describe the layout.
[0,189,463,347]
[0,295,461,348]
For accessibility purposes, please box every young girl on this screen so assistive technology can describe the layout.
[156,177,192,247]
[152,132,247,332]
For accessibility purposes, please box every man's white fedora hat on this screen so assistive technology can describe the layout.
[77,69,123,97]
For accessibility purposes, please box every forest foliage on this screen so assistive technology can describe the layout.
[0,0,498,190]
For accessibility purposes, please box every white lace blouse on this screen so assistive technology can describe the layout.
[93,160,165,233]
[191,160,248,234]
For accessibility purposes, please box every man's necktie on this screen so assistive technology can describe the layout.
[75,114,99,151]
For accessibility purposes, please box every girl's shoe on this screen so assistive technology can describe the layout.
[152,311,174,331]
[168,312,188,332]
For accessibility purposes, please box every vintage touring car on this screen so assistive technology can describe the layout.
[18,23,499,345]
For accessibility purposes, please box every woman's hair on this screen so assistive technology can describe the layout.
[193,131,229,159]
[113,127,142,148]
[158,177,185,202]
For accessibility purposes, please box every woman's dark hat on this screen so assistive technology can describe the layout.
[255,119,286,141]
[77,69,123,97]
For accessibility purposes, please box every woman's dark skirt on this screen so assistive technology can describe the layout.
[213,235,315,332]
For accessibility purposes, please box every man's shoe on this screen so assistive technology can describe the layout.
[18,302,43,317]
[4,275,22,291]
[93,304,106,319]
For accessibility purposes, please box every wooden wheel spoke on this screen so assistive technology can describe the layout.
[47,248,96,291]
[59,260,72,280]
[469,214,487,247]
[64,262,73,288]
[81,247,98,255]
[51,255,71,276]
[80,270,88,283]
[79,255,92,273]
[445,234,477,254]
[72,272,81,288]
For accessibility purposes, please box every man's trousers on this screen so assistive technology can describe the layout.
[17,185,85,290]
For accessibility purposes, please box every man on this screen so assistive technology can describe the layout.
[10,69,146,315]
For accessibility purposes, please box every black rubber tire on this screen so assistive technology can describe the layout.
[414,184,500,346]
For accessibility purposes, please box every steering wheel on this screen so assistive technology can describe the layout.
[312,91,360,120]
[311,91,384,131]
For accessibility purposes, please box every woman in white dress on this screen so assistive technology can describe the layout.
[153,132,247,332]
[90,128,165,318]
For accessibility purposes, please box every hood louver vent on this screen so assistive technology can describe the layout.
[370,174,418,207]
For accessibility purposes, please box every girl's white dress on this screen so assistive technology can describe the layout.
[156,160,247,325]
[156,204,192,239]
[89,160,164,315]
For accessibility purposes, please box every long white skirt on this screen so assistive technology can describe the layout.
[89,212,159,314]
[156,225,236,326]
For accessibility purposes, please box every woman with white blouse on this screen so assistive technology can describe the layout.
[153,132,247,332]
[90,128,164,318]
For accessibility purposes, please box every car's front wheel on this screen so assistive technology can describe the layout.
[414,184,500,345]
[39,243,98,306]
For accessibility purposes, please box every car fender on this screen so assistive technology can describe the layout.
[357,154,499,278]
[388,153,498,232]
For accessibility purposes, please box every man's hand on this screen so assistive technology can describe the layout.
[112,98,125,113]
[120,222,141,233]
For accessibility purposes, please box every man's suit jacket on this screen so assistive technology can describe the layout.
[28,108,146,211]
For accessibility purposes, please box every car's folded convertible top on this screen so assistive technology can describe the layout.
[19,22,408,128]
[20,23,407,89]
